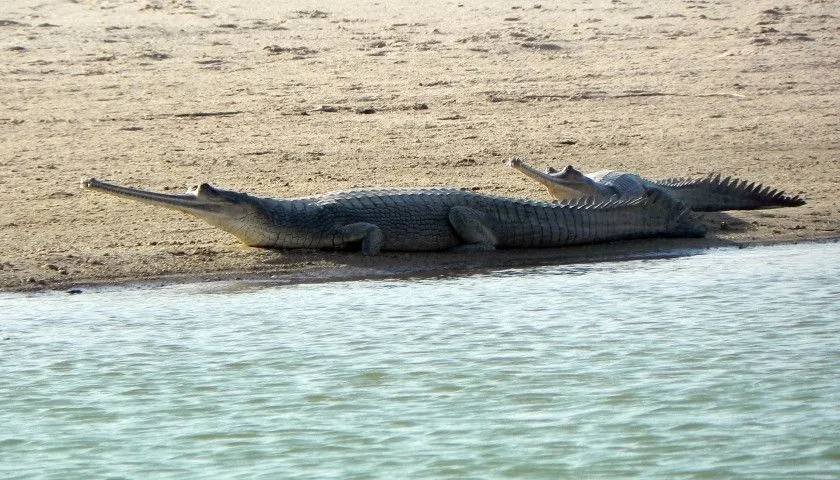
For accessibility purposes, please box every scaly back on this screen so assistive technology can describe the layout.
[651,174,805,211]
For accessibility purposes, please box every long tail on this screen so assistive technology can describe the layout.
[651,174,806,212]
[556,189,705,239]
[642,189,707,238]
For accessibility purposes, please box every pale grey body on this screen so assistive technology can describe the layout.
[82,178,705,256]
[509,159,805,212]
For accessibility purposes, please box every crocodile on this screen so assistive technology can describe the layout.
[81,177,705,255]
[508,158,805,211]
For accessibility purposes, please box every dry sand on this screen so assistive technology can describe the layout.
[1,0,838,291]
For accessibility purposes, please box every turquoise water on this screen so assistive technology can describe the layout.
[1,242,839,479]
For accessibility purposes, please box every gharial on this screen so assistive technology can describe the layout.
[508,158,805,211]
[81,177,705,256]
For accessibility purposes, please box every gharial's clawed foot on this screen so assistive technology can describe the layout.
[361,228,384,256]
[338,222,384,256]
[448,206,498,249]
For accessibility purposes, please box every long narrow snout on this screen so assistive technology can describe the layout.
[82,178,282,247]
[507,158,597,202]
[508,158,560,187]
[506,159,581,188]
[81,178,215,214]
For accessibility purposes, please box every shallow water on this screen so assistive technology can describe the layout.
[1,242,839,479]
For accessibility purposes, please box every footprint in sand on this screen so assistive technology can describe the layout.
[138,51,170,60]
[0,19,28,27]
[294,10,329,19]
[263,45,318,59]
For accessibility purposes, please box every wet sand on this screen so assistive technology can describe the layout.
[1,0,838,292]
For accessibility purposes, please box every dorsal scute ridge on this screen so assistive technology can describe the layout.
[657,173,804,207]
[565,192,651,210]
[306,186,661,212]
[653,175,706,188]
[307,186,457,198]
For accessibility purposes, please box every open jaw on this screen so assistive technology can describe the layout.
[81,178,223,214]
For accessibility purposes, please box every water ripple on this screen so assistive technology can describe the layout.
[0,243,839,479]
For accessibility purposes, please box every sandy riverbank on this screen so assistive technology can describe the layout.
[1,0,838,292]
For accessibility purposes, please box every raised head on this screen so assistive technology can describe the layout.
[81,178,280,246]
[507,158,604,201]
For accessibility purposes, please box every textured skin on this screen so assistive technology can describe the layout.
[251,188,705,252]
[82,180,706,255]
[511,160,805,212]
[587,171,806,212]
[648,174,806,211]
[588,171,649,198]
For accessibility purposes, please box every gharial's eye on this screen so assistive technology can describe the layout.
[561,165,582,177]
[196,183,217,197]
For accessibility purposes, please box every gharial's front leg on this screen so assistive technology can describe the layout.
[448,206,497,252]
[336,222,384,256]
